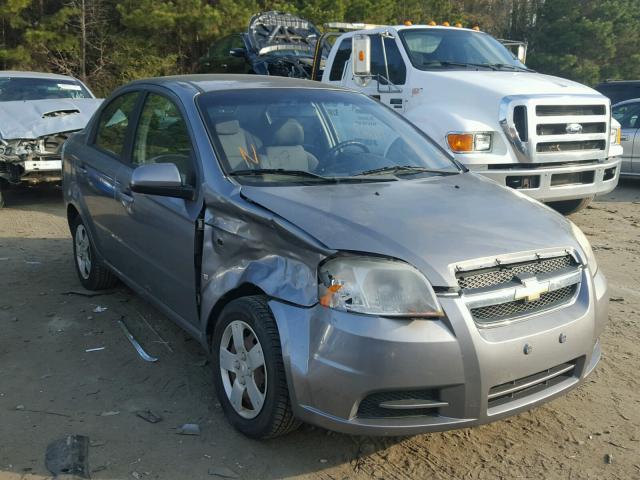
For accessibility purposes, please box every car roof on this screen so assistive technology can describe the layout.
[126,74,348,93]
[613,97,640,107]
[0,70,82,81]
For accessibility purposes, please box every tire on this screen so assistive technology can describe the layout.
[212,295,300,439]
[547,196,593,216]
[71,215,118,290]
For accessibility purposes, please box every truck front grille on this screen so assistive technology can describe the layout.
[537,140,606,153]
[536,105,606,116]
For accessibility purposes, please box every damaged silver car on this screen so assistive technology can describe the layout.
[63,75,608,439]
[0,71,101,207]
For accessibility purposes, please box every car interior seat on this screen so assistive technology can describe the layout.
[215,119,263,169]
[263,119,318,171]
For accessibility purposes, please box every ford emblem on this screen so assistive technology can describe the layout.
[566,123,583,134]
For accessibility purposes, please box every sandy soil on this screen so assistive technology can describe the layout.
[0,181,639,480]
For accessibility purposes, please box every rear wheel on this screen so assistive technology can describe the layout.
[71,216,118,290]
[547,196,593,216]
[212,296,300,439]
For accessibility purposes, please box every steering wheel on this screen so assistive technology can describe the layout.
[324,141,370,160]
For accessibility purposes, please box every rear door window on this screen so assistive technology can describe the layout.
[94,92,139,158]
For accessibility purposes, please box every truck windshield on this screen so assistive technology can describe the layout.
[399,29,525,71]
[0,77,92,101]
[198,88,460,184]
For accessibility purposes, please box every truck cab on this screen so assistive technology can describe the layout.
[321,25,623,214]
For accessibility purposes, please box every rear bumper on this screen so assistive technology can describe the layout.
[269,268,608,436]
[475,157,620,203]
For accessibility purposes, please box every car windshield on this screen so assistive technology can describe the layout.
[197,88,460,184]
[399,29,525,71]
[0,77,92,101]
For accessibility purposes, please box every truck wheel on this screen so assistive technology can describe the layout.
[212,296,300,439]
[71,216,118,290]
[547,197,593,216]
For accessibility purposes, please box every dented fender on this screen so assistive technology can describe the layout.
[198,183,332,335]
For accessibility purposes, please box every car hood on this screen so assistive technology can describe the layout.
[240,173,580,287]
[248,11,320,57]
[0,98,102,140]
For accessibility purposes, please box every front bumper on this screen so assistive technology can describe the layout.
[269,268,608,436]
[0,157,62,184]
[473,157,620,203]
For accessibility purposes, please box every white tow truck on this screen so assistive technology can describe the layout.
[314,23,623,214]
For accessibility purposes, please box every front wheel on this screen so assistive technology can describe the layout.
[212,296,300,439]
[547,196,593,215]
[71,216,118,290]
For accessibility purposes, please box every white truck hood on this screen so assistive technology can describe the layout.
[0,98,103,140]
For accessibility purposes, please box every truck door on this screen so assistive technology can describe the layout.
[343,34,408,113]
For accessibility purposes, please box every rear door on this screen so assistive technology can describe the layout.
[78,91,141,261]
[112,89,201,327]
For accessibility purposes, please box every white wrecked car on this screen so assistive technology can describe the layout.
[0,71,102,207]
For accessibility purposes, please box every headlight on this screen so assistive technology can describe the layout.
[318,256,443,317]
[447,132,492,153]
[610,124,621,145]
[570,222,598,275]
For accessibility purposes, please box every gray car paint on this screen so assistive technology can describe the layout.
[64,75,609,435]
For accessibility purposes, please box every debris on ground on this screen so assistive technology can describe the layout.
[85,347,105,352]
[208,466,240,478]
[99,410,120,417]
[610,297,625,302]
[118,318,158,363]
[45,435,90,479]
[93,306,108,313]
[176,423,201,436]
[135,409,163,424]
[605,453,614,464]
[138,311,173,353]
[131,471,142,479]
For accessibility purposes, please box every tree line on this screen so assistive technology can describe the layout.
[1,0,639,96]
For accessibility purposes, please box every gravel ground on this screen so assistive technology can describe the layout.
[0,181,639,480]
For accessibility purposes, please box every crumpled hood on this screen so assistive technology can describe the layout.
[240,173,579,287]
[0,98,102,140]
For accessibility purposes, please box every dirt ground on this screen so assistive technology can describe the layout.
[1,181,639,480]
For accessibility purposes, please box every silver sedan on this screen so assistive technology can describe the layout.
[63,75,608,438]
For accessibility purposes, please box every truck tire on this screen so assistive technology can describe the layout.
[547,197,593,216]
[212,295,300,439]
[71,215,118,290]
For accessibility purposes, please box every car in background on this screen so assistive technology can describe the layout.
[64,74,608,439]
[198,12,322,78]
[612,98,640,176]
[595,80,640,105]
[0,71,101,208]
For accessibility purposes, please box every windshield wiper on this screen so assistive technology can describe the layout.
[230,169,330,180]
[491,63,535,72]
[357,165,459,176]
[421,61,498,71]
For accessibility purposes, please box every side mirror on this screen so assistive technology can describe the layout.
[352,34,371,77]
[130,163,194,199]
[229,48,246,58]
[517,44,527,64]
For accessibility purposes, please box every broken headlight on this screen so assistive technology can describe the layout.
[570,221,598,276]
[318,256,443,317]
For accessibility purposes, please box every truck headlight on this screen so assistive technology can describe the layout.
[447,132,492,153]
[610,124,621,145]
[318,256,444,317]
[570,221,598,275]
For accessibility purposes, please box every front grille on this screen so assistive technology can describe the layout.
[471,285,577,323]
[536,105,605,116]
[457,255,575,291]
[357,390,440,418]
[537,140,606,153]
[488,360,578,408]
[536,122,606,136]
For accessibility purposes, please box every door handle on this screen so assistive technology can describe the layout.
[118,188,134,208]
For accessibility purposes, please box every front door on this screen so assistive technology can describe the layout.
[112,91,201,327]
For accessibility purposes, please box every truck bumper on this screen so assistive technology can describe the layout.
[268,267,608,436]
[474,157,620,203]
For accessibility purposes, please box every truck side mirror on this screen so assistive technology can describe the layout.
[352,34,371,77]
[517,44,527,64]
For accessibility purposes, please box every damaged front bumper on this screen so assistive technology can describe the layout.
[0,134,69,184]
[268,268,608,435]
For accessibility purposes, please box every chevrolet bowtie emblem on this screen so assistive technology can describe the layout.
[514,273,549,302]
